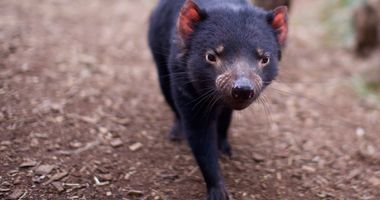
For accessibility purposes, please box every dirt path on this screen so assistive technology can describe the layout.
[1,0,380,199]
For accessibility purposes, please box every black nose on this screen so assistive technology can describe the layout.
[231,78,254,100]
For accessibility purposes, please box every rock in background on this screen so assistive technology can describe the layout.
[252,0,291,10]
[353,0,380,86]
[352,0,380,56]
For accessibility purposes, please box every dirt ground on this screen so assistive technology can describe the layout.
[1,0,380,199]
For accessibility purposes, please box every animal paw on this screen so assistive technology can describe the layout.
[218,139,232,158]
[207,187,230,200]
[169,121,185,141]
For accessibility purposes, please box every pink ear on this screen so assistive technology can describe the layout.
[177,0,202,41]
[271,6,288,47]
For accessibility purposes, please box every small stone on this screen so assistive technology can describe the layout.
[44,171,68,185]
[69,141,82,148]
[99,127,108,134]
[30,132,48,138]
[21,63,29,72]
[9,170,19,175]
[32,176,44,183]
[55,116,64,123]
[109,116,131,125]
[305,118,314,126]
[13,176,22,185]
[51,182,64,192]
[316,191,335,198]
[94,176,109,186]
[19,160,37,168]
[2,181,12,187]
[129,142,143,152]
[369,177,380,186]
[276,172,282,180]
[68,113,99,124]
[8,189,24,199]
[50,103,62,112]
[110,138,123,148]
[30,138,39,147]
[1,141,12,146]
[124,171,135,180]
[35,164,54,175]
[106,191,112,196]
[347,168,362,180]
[316,192,326,198]
[356,127,365,137]
[252,153,265,162]
[98,173,113,181]
[127,190,144,196]
[367,145,376,155]
[302,165,316,173]
[79,54,97,64]
[0,188,11,192]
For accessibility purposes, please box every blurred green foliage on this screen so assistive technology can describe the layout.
[320,0,366,46]
[320,0,380,104]
[353,76,380,105]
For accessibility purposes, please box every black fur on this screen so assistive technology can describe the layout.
[148,0,284,199]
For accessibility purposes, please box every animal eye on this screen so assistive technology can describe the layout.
[206,51,217,63]
[259,56,270,66]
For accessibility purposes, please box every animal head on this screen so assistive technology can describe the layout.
[177,0,288,110]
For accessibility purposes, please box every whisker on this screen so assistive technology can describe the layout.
[266,86,362,128]
[204,95,222,122]
[190,89,215,107]
[192,90,218,118]
[257,96,271,135]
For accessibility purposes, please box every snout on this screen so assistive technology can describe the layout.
[231,78,255,101]
[216,72,262,110]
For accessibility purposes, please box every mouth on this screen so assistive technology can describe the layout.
[215,71,263,110]
[217,84,262,110]
[222,95,257,110]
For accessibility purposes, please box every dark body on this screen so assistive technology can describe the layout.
[148,0,287,199]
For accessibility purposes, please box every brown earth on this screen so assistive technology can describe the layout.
[1,0,380,200]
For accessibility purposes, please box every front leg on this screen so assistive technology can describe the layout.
[217,107,233,157]
[171,71,229,199]
[183,119,229,200]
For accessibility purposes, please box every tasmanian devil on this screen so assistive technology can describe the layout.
[148,0,288,199]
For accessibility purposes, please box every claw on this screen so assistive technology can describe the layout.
[207,186,230,200]
[169,121,185,141]
[218,140,232,158]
